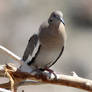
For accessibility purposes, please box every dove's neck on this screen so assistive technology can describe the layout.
[49,22,61,35]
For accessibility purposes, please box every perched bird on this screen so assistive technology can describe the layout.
[20,11,67,73]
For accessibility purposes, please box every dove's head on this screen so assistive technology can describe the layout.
[48,11,65,25]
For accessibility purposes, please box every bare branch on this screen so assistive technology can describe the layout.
[0,45,23,65]
[18,80,45,86]
[0,45,92,91]
[0,64,92,91]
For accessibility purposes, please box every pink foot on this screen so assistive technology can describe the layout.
[45,68,57,79]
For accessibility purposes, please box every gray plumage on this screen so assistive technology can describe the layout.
[22,10,67,71]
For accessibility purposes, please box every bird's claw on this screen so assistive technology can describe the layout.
[45,68,57,80]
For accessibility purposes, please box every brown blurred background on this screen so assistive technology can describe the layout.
[0,0,92,92]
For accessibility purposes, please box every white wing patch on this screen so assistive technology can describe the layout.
[26,40,40,64]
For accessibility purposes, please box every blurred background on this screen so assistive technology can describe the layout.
[0,0,92,92]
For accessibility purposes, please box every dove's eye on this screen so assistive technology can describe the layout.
[53,14,57,18]
[53,14,56,17]
[53,14,59,20]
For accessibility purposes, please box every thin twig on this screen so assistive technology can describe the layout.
[0,45,23,65]
[5,66,17,92]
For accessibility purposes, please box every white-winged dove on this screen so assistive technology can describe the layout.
[20,10,67,73]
